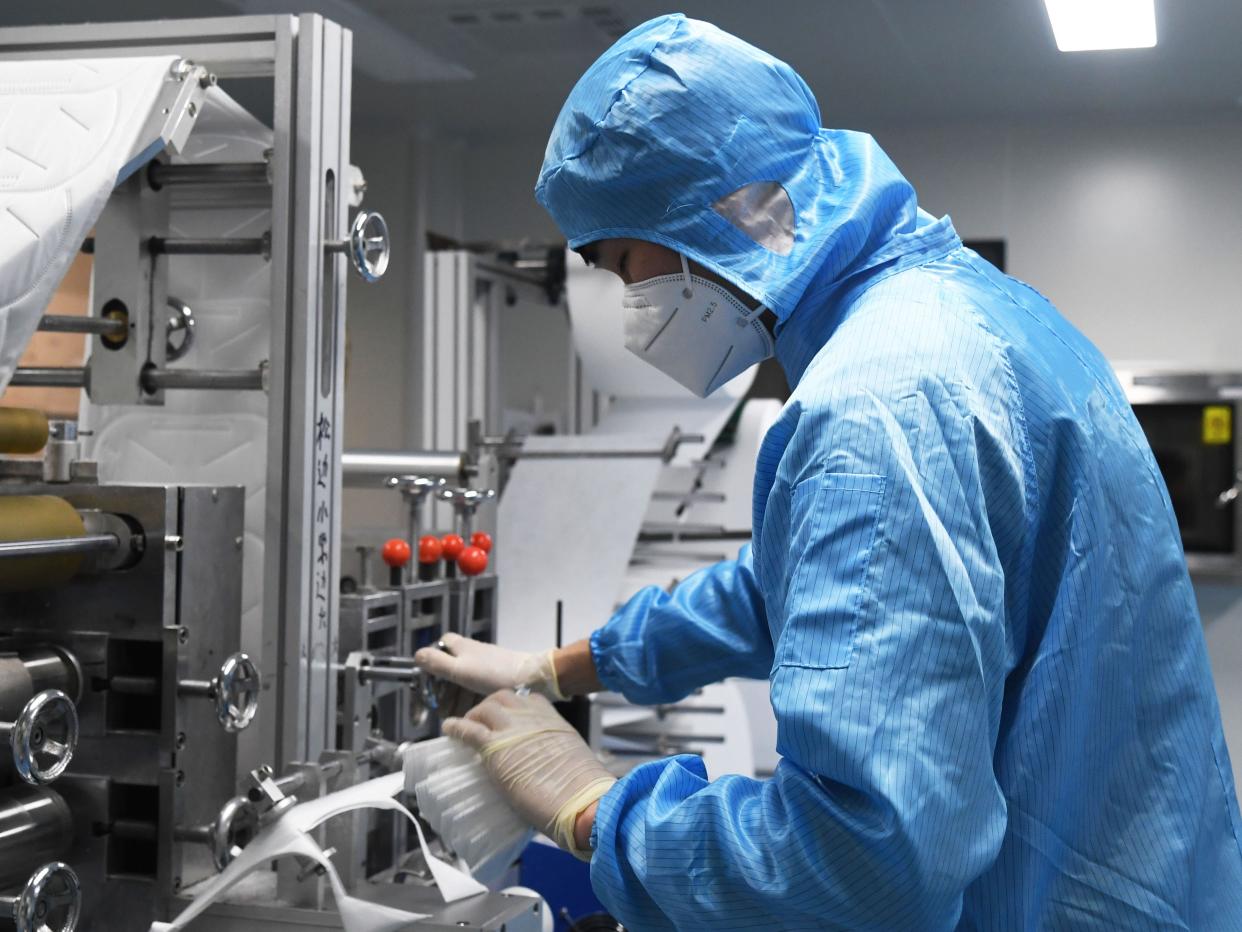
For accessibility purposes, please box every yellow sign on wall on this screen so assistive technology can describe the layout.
[1203,405,1233,446]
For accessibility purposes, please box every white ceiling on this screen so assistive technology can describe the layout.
[3,0,1241,139]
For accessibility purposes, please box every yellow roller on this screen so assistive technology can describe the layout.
[0,496,85,592]
[0,409,49,455]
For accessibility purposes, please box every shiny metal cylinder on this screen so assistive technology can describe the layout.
[0,786,71,887]
[20,650,81,704]
[150,236,268,256]
[8,368,87,389]
[147,162,269,188]
[142,368,265,392]
[37,316,127,338]
[0,535,117,559]
[357,665,421,685]
[342,451,468,487]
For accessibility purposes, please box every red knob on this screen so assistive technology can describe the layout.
[441,533,465,561]
[457,545,489,577]
[470,531,493,554]
[381,538,411,568]
[418,535,443,564]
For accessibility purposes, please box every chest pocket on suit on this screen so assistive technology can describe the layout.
[774,472,888,670]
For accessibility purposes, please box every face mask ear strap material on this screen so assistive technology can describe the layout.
[679,253,693,299]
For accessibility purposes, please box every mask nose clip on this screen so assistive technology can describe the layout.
[679,253,694,299]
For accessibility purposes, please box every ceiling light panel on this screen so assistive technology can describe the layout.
[1043,0,1157,52]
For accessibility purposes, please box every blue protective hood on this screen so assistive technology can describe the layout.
[535,13,925,322]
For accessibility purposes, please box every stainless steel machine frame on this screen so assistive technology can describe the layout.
[0,12,354,776]
[0,16,541,930]
[1119,369,1242,578]
[0,482,247,925]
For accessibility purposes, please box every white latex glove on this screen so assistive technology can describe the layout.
[413,633,565,700]
[443,690,615,860]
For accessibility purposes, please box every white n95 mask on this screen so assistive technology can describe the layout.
[622,254,774,398]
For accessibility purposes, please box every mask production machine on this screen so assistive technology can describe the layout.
[0,14,539,932]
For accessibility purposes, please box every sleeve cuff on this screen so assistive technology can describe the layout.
[589,625,625,694]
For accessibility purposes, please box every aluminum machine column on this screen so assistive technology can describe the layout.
[267,14,351,768]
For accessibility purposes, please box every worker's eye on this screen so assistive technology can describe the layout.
[618,252,629,278]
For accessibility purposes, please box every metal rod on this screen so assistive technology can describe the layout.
[108,675,159,697]
[81,235,270,257]
[109,818,158,842]
[518,440,704,461]
[0,534,118,559]
[9,368,86,388]
[150,235,269,256]
[342,451,469,487]
[142,367,265,392]
[650,490,727,503]
[37,316,127,338]
[174,825,213,845]
[357,666,421,685]
[177,679,214,698]
[147,162,270,189]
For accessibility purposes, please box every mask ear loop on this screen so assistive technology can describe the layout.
[679,254,694,299]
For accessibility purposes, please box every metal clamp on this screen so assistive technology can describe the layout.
[327,211,389,283]
[0,862,80,932]
[0,691,78,786]
[178,653,261,733]
[165,298,196,362]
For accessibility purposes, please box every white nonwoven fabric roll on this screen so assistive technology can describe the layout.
[0,56,180,394]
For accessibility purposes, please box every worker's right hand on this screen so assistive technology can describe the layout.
[414,633,566,700]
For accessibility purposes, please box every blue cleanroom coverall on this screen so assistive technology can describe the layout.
[535,13,1242,930]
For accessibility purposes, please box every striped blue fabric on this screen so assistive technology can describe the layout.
[549,14,1242,931]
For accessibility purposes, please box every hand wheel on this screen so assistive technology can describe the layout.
[3,691,78,786]
[8,862,80,932]
[179,653,261,733]
[347,210,389,283]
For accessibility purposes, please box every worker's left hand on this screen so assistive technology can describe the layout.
[442,690,615,860]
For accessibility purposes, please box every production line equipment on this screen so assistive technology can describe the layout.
[0,14,540,932]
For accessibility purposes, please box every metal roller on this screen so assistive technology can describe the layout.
[0,787,72,887]
[0,410,49,456]
[342,450,471,487]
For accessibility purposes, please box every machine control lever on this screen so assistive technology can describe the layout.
[177,653,261,733]
[0,862,80,932]
[386,475,446,581]
[0,691,78,786]
[436,487,496,539]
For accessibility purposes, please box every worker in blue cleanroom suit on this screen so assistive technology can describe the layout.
[415,13,1242,929]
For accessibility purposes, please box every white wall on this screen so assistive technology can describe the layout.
[872,115,1242,370]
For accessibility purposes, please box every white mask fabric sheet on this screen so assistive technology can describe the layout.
[153,772,485,931]
[496,433,665,651]
[0,56,180,394]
